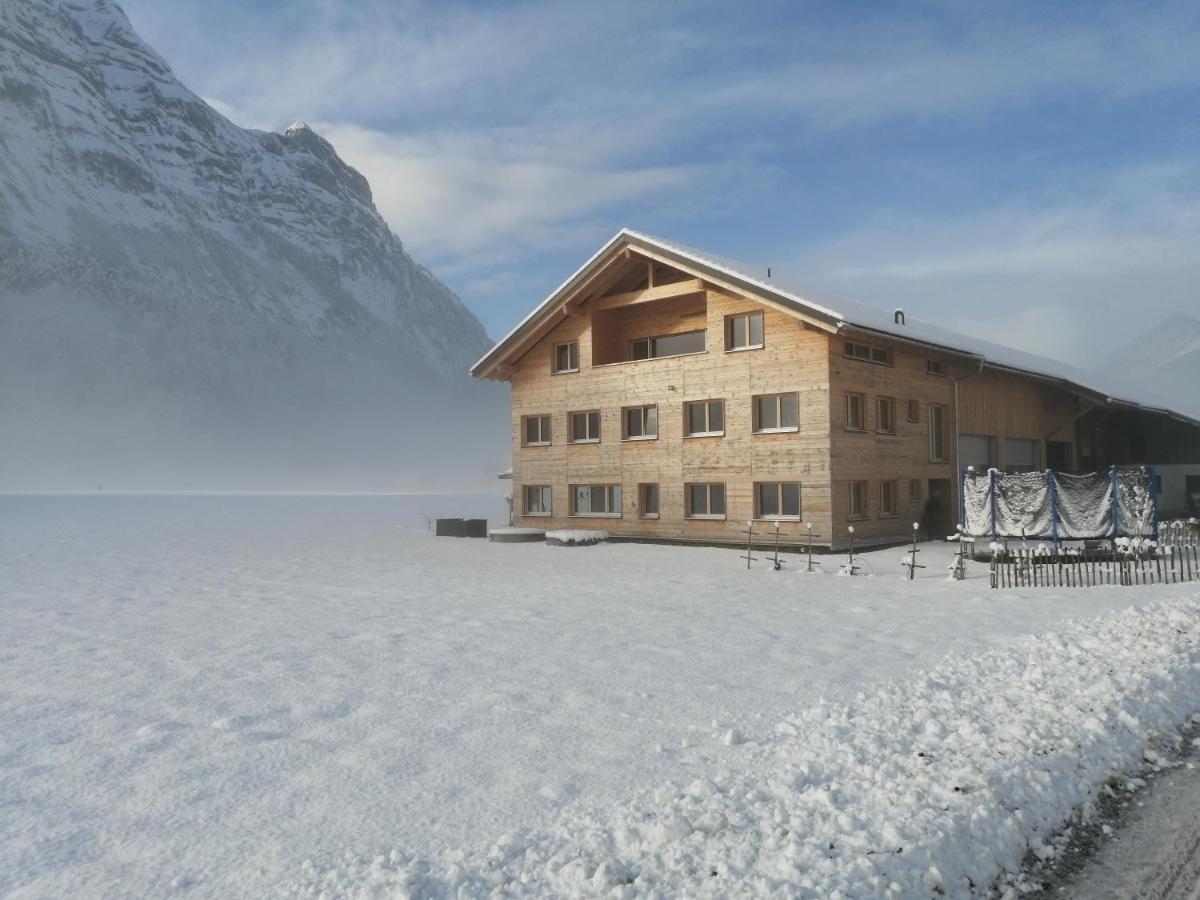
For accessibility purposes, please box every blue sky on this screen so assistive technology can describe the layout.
[121,0,1200,365]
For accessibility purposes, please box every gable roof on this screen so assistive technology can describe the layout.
[471,228,1199,427]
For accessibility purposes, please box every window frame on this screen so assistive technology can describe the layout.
[848,480,867,520]
[684,399,725,438]
[906,399,920,423]
[569,483,622,518]
[875,397,896,435]
[552,341,580,375]
[628,330,706,361]
[567,409,601,444]
[929,404,948,462]
[725,311,765,352]
[638,483,660,519]
[846,393,866,432]
[522,484,552,517]
[621,404,658,441]
[685,482,727,520]
[844,341,894,367]
[753,392,800,434]
[926,359,947,377]
[755,481,802,520]
[521,414,552,447]
[879,479,898,518]
[909,478,923,503]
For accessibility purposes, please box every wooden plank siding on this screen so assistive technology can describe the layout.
[827,336,959,543]
[509,288,833,545]
[956,370,1080,469]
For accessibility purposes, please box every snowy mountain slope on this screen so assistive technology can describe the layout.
[0,0,504,489]
[1099,313,1200,420]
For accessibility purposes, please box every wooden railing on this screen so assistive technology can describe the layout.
[990,543,1200,589]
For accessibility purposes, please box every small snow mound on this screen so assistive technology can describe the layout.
[284,121,312,136]
[545,529,608,547]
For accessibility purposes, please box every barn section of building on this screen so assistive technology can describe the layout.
[472,229,1200,548]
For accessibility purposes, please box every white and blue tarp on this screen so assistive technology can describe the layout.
[961,466,1157,541]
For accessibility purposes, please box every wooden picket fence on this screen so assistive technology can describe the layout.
[991,544,1200,589]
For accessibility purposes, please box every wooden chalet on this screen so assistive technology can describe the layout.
[471,230,1200,548]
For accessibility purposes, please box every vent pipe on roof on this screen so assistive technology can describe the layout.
[767,267,772,279]
[894,308,906,325]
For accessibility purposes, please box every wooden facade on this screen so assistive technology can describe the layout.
[474,231,1200,548]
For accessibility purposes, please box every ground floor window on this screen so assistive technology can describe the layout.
[879,479,897,517]
[638,483,659,518]
[523,485,551,515]
[910,478,923,502]
[686,483,726,519]
[1004,437,1039,473]
[848,480,866,518]
[570,484,621,517]
[960,433,996,474]
[755,482,801,519]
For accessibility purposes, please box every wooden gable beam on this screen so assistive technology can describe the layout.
[625,244,840,334]
[592,278,706,311]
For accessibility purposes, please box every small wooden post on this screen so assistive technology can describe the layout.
[846,526,858,576]
[806,522,814,573]
[772,521,782,571]
[743,520,755,570]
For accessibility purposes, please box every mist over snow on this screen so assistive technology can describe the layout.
[0,0,507,492]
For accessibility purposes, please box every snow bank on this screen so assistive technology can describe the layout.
[545,529,609,546]
[294,596,1200,898]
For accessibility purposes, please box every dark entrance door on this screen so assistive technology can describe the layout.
[925,479,953,538]
[1046,441,1071,471]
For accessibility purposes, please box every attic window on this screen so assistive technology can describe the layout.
[553,341,579,374]
[844,341,893,366]
[629,330,705,360]
[726,312,764,351]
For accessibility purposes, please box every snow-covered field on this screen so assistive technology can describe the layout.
[2,495,1198,897]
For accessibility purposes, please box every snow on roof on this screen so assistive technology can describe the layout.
[473,228,1198,426]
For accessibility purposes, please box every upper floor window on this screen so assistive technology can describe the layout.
[522,415,551,446]
[846,393,866,431]
[523,485,552,516]
[570,484,621,517]
[929,404,948,462]
[876,397,896,435]
[754,393,799,433]
[844,341,893,366]
[568,410,601,443]
[927,359,946,377]
[685,399,724,437]
[553,341,579,374]
[629,330,705,360]
[756,482,801,519]
[686,482,726,519]
[726,312,764,351]
[622,405,658,440]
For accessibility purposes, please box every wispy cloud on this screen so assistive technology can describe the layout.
[123,0,1200,345]
[790,162,1200,365]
